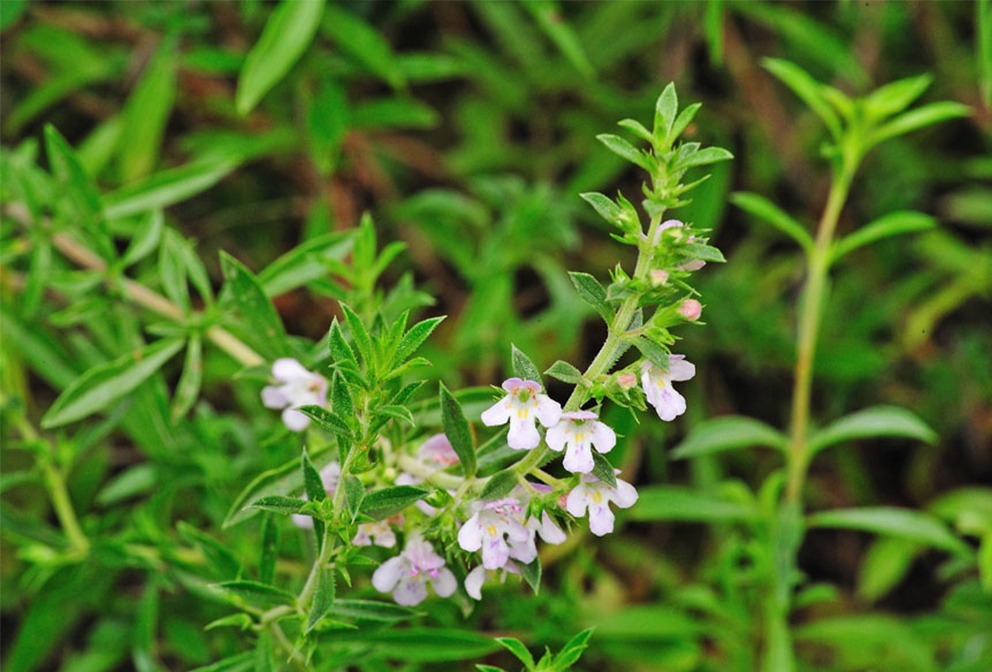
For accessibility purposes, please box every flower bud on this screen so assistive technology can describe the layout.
[678,299,702,321]
[617,372,637,390]
[650,269,669,287]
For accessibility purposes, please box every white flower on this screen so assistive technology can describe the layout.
[353,517,400,548]
[481,378,562,450]
[566,472,638,537]
[291,462,340,530]
[457,498,536,570]
[261,358,328,432]
[464,561,519,600]
[641,354,695,421]
[371,533,457,606]
[545,411,616,474]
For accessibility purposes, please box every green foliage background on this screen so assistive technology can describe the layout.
[1,1,990,671]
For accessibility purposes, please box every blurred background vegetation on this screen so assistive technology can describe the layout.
[1,1,990,671]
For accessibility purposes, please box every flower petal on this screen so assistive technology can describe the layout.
[563,440,594,474]
[535,395,562,428]
[431,567,457,598]
[537,511,567,545]
[261,385,289,409]
[613,478,639,509]
[667,357,696,382]
[481,535,510,570]
[566,484,590,517]
[590,421,616,454]
[588,503,616,536]
[480,397,512,427]
[282,407,311,432]
[464,566,487,600]
[652,385,687,422]
[393,576,428,606]
[372,556,404,593]
[272,358,310,383]
[545,422,567,452]
[507,416,540,450]
[457,514,484,552]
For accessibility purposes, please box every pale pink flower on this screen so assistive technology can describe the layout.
[372,534,456,606]
[481,378,562,450]
[641,355,695,421]
[566,472,638,537]
[545,411,616,474]
[261,358,327,432]
[457,498,536,570]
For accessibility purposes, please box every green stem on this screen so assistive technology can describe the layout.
[785,160,856,502]
[514,212,666,477]
[41,458,90,554]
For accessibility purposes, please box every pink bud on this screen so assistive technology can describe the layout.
[617,373,637,390]
[678,299,702,321]
[650,269,669,287]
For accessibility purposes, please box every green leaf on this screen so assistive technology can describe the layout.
[631,486,759,522]
[343,476,365,521]
[568,272,613,322]
[680,242,726,263]
[521,0,594,79]
[440,382,477,476]
[518,556,541,594]
[590,452,617,488]
[340,303,372,366]
[158,228,191,313]
[763,58,842,140]
[171,333,202,422]
[188,653,254,672]
[479,471,519,501]
[306,568,336,634]
[632,337,670,371]
[259,514,279,585]
[301,450,326,503]
[177,522,242,580]
[331,373,354,421]
[119,36,176,180]
[394,316,445,365]
[808,405,937,456]
[360,486,431,520]
[321,4,404,89]
[829,211,937,264]
[219,251,289,358]
[654,83,678,143]
[678,146,734,169]
[864,74,932,120]
[869,101,971,146]
[596,133,649,170]
[511,344,543,385]
[808,507,972,556]
[731,192,814,254]
[224,447,335,527]
[104,159,238,220]
[553,628,594,670]
[44,125,107,250]
[42,338,184,428]
[672,416,788,459]
[120,209,164,267]
[248,496,308,515]
[329,599,422,622]
[351,97,438,130]
[580,192,626,229]
[325,628,499,662]
[218,581,295,609]
[236,0,326,115]
[258,230,354,296]
[327,319,357,367]
[545,360,583,384]
[296,406,353,440]
[670,102,703,141]
[857,537,920,602]
[496,638,535,671]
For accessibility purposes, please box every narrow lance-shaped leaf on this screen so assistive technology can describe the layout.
[672,416,789,459]
[103,159,238,220]
[808,405,937,456]
[829,211,937,264]
[440,382,476,476]
[869,101,971,146]
[394,315,445,366]
[596,133,649,170]
[305,568,335,634]
[510,344,543,385]
[42,337,185,428]
[219,251,290,358]
[496,637,535,671]
[360,486,431,520]
[236,0,326,115]
[731,192,814,254]
[808,507,972,556]
[763,58,842,140]
[569,272,613,322]
[170,333,202,422]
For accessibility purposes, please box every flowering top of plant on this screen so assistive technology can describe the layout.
[481,378,562,450]
[244,85,729,634]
